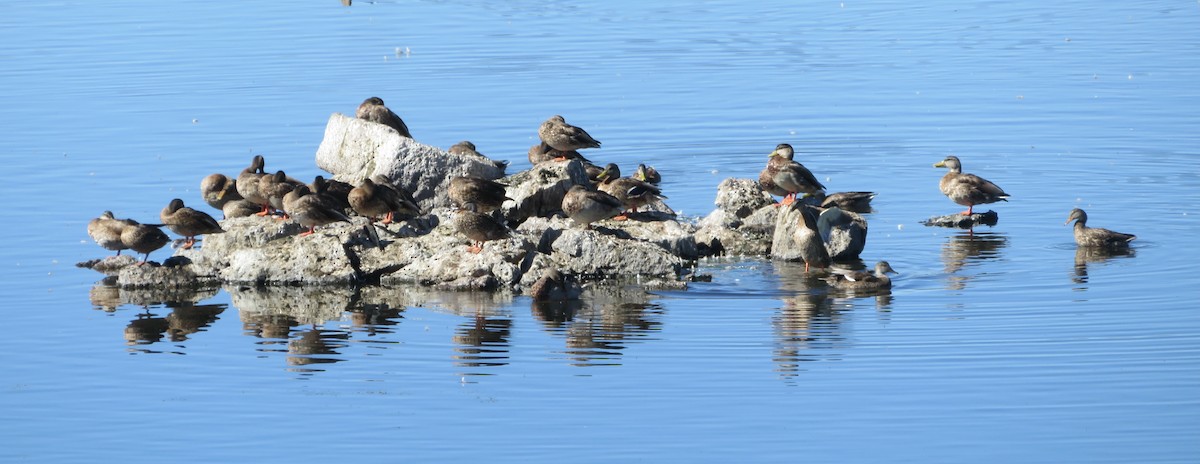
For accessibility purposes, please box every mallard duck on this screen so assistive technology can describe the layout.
[933,155,1010,215]
[527,142,590,165]
[200,173,242,210]
[449,141,509,172]
[283,185,352,236]
[596,163,667,220]
[356,96,412,138]
[236,155,269,215]
[634,163,661,184]
[538,115,601,152]
[827,261,898,290]
[120,222,170,265]
[373,175,421,219]
[449,176,511,213]
[88,211,133,256]
[758,143,825,206]
[348,177,420,224]
[161,198,225,249]
[813,191,875,213]
[793,205,831,272]
[528,269,583,301]
[452,205,511,253]
[561,184,624,229]
[222,200,262,219]
[310,175,353,211]
[1066,208,1136,248]
[258,170,300,217]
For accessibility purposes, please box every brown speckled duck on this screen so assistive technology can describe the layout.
[200,173,242,210]
[827,261,898,290]
[222,200,262,219]
[449,141,509,172]
[528,269,583,301]
[561,184,624,229]
[538,115,601,152]
[596,163,667,220]
[348,176,420,224]
[236,155,269,215]
[813,191,876,213]
[259,171,302,218]
[356,96,412,138]
[1066,208,1136,248]
[452,205,511,253]
[121,222,171,264]
[933,155,1010,215]
[449,176,511,213]
[527,141,590,165]
[160,198,225,249]
[88,211,132,256]
[283,185,352,236]
[759,143,825,206]
[793,205,832,272]
[310,175,353,212]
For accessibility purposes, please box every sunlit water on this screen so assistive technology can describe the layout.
[2,1,1198,462]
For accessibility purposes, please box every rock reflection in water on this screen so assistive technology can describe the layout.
[940,231,1009,290]
[558,283,664,367]
[232,285,356,374]
[1072,246,1137,288]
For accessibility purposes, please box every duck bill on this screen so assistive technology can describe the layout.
[933,161,946,168]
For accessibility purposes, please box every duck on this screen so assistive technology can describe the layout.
[283,185,353,236]
[1066,208,1136,248]
[120,222,171,265]
[527,141,590,165]
[812,191,875,213]
[595,163,667,220]
[758,143,825,206]
[348,176,420,224]
[793,204,832,272]
[561,184,624,229]
[452,204,511,253]
[222,200,262,219]
[634,163,661,185]
[160,198,225,249]
[449,141,509,172]
[827,261,898,291]
[448,176,511,213]
[528,269,583,301]
[356,96,412,138]
[309,175,353,212]
[88,211,133,256]
[258,170,300,217]
[933,155,1010,216]
[200,173,242,210]
[236,155,269,216]
[538,115,601,152]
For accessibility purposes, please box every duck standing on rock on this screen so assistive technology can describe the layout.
[538,115,601,153]
[310,175,353,212]
[121,222,171,265]
[88,211,132,256]
[236,155,269,216]
[200,173,242,211]
[794,205,832,272]
[596,163,667,220]
[813,191,875,213]
[452,204,511,253]
[1066,208,1136,248]
[449,176,511,213]
[634,163,661,185]
[759,143,825,206]
[561,184,624,229]
[160,198,225,250]
[356,96,412,139]
[348,176,420,224]
[283,185,353,236]
[933,155,1009,216]
[259,171,302,218]
[827,261,899,291]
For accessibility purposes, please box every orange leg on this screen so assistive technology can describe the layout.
[467,242,483,253]
[382,211,394,225]
[961,204,974,216]
[255,204,271,217]
[181,237,195,250]
[299,227,316,237]
[780,194,797,206]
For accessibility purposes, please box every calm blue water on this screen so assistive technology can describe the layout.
[2,1,1199,462]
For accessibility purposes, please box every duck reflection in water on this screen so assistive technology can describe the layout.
[940,230,1009,290]
[1072,246,1137,287]
[93,283,225,347]
[453,309,513,371]
[287,325,350,371]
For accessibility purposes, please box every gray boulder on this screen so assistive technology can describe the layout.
[314,113,507,209]
[770,203,867,262]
